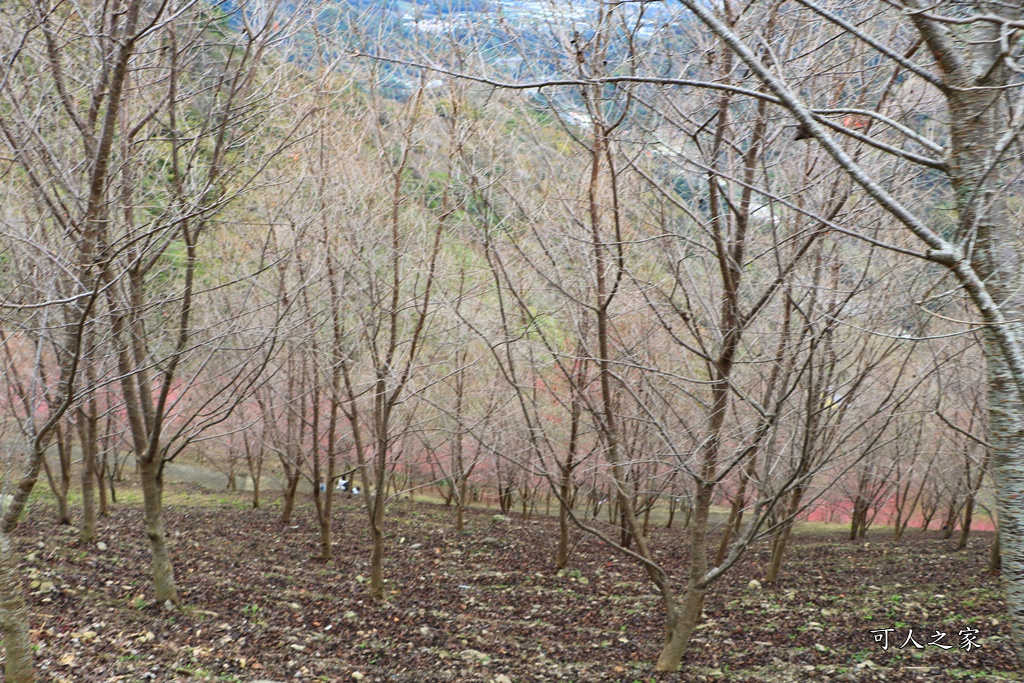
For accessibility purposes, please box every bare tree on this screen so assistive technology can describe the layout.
[1,0,301,613]
[380,2,992,668]
[661,0,1024,661]
[320,75,449,599]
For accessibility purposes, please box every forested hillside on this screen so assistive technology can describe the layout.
[1,1,1022,681]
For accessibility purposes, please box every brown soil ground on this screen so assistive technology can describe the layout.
[12,486,1019,682]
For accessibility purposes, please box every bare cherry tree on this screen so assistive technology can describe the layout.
[666,0,1024,660]
[310,73,451,598]
[1,0,303,612]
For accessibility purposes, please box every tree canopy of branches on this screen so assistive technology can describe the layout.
[1,0,1021,678]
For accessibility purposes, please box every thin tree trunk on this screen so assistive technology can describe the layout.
[850,496,867,540]
[369,484,386,599]
[557,373,581,573]
[40,433,71,526]
[556,485,571,569]
[766,485,805,583]
[245,436,263,509]
[991,526,1002,573]
[77,383,99,543]
[716,456,754,566]
[107,465,119,505]
[959,448,991,550]
[894,471,929,542]
[619,505,632,549]
[308,370,331,561]
[281,465,300,525]
[456,478,467,532]
[318,506,332,561]
[958,495,975,550]
[451,347,469,533]
[318,388,338,561]
[96,412,113,517]
[891,480,910,542]
[78,418,97,543]
[96,451,109,517]
[942,500,959,540]
[368,390,391,600]
[920,504,936,531]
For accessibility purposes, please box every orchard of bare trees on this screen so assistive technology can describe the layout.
[0,1,1022,680]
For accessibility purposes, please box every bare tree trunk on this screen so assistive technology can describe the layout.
[958,496,975,550]
[318,391,338,561]
[557,387,581,573]
[655,587,705,672]
[920,503,937,532]
[556,476,572,568]
[369,497,385,598]
[655,68,759,670]
[77,383,99,543]
[281,463,300,526]
[894,470,929,542]
[96,413,112,517]
[667,0,1024,661]
[244,435,263,509]
[766,485,806,584]
[96,452,109,518]
[139,458,178,605]
[456,477,467,532]
[368,423,389,600]
[40,423,72,526]
[942,500,959,540]
[366,377,394,601]
[656,481,715,671]
[450,348,469,533]
[4,453,43,536]
[499,485,512,515]
[992,526,1002,573]
[306,357,332,560]
[56,425,73,523]
[0,530,32,682]
[850,492,870,541]
[959,447,990,550]
[716,456,754,566]
[106,454,120,506]
[618,506,632,549]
